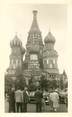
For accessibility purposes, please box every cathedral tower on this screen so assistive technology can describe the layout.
[43,31,59,76]
[24,10,43,72]
[6,34,25,79]
[23,10,44,85]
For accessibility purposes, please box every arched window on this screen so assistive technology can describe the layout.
[16,59,18,66]
[50,63,52,68]
[13,64,16,69]
[30,54,38,60]
[53,59,55,64]
[47,59,49,64]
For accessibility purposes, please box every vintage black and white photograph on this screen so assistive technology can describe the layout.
[2,4,68,113]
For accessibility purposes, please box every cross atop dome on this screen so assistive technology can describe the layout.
[29,10,40,33]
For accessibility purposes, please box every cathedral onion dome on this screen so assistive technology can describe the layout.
[21,46,25,55]
[29,10,41,33]
[44,31,55,44]
[10,34,22,48]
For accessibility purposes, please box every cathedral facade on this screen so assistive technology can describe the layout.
[5,10,67,90]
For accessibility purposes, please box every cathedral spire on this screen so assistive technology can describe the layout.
[33,10,37,19]
[29,10,40,33]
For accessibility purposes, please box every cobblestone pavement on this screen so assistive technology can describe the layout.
[5,100,68,113]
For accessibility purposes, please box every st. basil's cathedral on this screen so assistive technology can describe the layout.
[5,10,68,91]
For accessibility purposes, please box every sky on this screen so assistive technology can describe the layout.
[0,4,71,80]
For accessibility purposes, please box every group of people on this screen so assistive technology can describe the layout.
[8,87,29,112]
[6,87,59,112]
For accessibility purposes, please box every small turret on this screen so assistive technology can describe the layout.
[43,31,59,74]
[7,34,25,76]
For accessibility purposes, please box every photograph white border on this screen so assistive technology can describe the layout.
[0,0,72,117]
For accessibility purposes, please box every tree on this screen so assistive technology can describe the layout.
[50,79,58,89]
[39,75,48,91]
[28,76,37,91]
[15,74,26,90]
[5,75,13,94]
[28,83,37,91]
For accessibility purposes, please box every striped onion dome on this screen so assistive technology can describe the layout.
[10,34,22,48]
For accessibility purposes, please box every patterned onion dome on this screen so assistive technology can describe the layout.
[10,35,22,48]
[44,31,55,43]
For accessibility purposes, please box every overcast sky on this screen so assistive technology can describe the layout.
[0,4,71,79]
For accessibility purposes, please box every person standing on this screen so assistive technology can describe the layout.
[49,89,59,112]
[9,87,15,112]
[42,97,46,112]
[15,87,23,112]
[22,87,29,112]
[35,88,43,112]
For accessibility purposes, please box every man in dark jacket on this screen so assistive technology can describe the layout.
[35,88,43,112]
[9,87,15,112]
[22,87,29,112]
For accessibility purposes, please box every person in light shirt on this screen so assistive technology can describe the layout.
[49,88,59,112]
[15,87,23,112]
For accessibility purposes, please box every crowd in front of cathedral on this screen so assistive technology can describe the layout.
[5,85,60,113]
